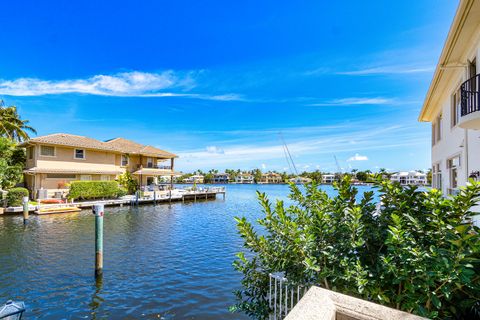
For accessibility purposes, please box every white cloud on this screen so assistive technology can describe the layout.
[175,123,426,171]
[261,163,267,170]
[0,71,243,101]
[206,146,225,154]
[347,153,369,162]
[309,97,393,106]
[336,65,434,76]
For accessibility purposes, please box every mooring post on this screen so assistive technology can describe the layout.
[92,204,104,278]
[135,191,139,206]
[153,191,156,204]
[22,196,29,224]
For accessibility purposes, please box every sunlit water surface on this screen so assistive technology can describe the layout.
[0,184,376,319]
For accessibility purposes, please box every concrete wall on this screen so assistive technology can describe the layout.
[285,286,426,320]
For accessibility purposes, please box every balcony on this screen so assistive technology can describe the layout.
[459,74,480,129]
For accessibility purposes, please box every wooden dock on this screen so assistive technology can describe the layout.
[2,187,226,214]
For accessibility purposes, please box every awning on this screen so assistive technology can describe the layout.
[24,167,123,175]
[132,168,179,176]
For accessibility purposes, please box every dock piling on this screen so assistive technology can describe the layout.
[22,196,29,224]
[92,204,104,278]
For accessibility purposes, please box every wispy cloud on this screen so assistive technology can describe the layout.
[0,71,243,101]
[336,65,434,76]
[308,97,394,106]
[206,146,225,154]
[176,123,427,170]
[347,153,368,161]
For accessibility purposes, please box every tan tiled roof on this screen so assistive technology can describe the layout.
[20,134,177,158]
[104,138,176,158]
[24,167,123,175]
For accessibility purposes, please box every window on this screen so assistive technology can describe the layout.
[447,155,461,190]
[432,163,442,190]
[146,157,153,168]
[80,175,92,181]
[432,114,442,145]
[26,146,34,160]
[40,145,55,156]
[46,173,76,179]
[101,175,111,181]
[74,149,85,159]
[451,89,461,127]
[121,154,129,166]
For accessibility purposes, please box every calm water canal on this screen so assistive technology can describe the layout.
[0,184,375,319]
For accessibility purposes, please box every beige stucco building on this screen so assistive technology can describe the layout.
[259,172,283,184]
[20,133,177,198]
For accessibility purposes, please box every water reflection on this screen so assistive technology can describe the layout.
[0,184,375,319]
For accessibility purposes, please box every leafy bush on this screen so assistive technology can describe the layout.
[117,171,138,194]
[6,187,29,207]
[0,137,25,189]
[233,177,480,319]
[67,181,125,200]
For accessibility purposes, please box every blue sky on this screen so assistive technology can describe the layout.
[0,1,457,172]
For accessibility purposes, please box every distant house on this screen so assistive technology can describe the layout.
[322,174,336,184]
[213,173,230,184]
[260,172,283,184]
[20,133,177,198]
[390,171,427,186]
[235,173,254,184]
[288,176,312,184]
[183,175,204,184]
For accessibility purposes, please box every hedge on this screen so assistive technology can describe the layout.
[67,181,126,200]
[6,187,29,207]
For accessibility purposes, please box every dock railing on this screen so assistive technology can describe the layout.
[268,273,310,320]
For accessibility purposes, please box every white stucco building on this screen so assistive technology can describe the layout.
[418,0,480,222]
[390,171,427,186]
[235,173,254,184]
[322,174,336,184]
[419,0,480,195]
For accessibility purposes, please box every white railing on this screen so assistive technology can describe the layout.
[269,273,310,320]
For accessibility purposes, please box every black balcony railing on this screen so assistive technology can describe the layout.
[461,74,480,116]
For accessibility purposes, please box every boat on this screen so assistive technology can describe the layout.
[35,206,81,215]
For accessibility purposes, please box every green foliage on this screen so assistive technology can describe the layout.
[117,171,138,194]
[67,181,126,200]
[0,101,37,142]
[0,137,25,189]
[300,170,323,183]
[252,169,262,183]
[233,177,480,319]
[6,187,29,207]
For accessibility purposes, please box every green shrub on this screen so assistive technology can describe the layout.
[233,177,480,319]
[67,181,125,200]
[117,171,138,194]
[6,187,29,207]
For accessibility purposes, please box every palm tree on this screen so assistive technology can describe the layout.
[0,100,36,142]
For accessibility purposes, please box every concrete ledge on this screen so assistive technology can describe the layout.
[285,286,427,320]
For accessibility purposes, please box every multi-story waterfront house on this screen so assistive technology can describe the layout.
[390,171,427,186]
[235,173,254,184]
[288,176,312,184]
[213,173,230,184]
[183,175,205,184]
[322,174,336,184]
[20,133,177,198]
[259,172,283,184]
[419,0,480,196]
[418,0,480,223]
